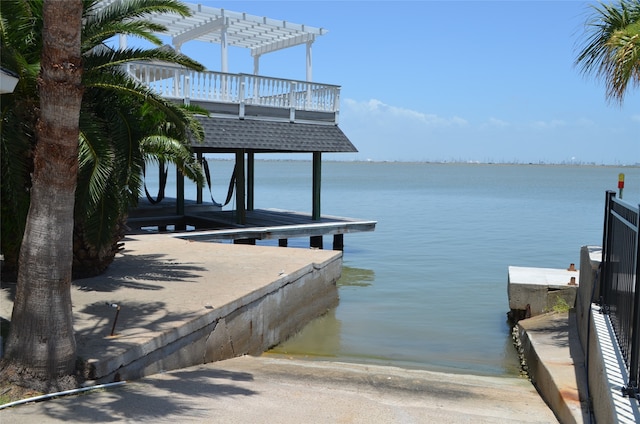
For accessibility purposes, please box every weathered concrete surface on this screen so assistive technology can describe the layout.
[516,312,590,424]
[0,234,341,382]
[574,246,601,358]
[0,234,561,423]
[508,266,579,318]
[0,355,559,423]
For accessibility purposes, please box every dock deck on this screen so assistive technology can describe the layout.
[127,200,376,249]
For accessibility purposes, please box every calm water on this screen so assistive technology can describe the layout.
[152,160,640,376]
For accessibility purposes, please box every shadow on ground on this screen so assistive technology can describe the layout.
[38,367,257,423]
[73,253,208,292]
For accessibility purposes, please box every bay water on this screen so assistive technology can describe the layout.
[150,160,640,377]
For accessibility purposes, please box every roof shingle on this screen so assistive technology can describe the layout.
[194,116,358,153]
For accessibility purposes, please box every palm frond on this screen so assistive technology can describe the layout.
[3,0,208,268]
[83,0,191,48]
[80,180,126,249]
[575,0,640,103]
[77,115,116,217]
[141,135,204,185]
[84,46,204,72]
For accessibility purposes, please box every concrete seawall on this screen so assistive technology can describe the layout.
[1,234,563,422]
[0,234,342,383]
[509,246,640,423]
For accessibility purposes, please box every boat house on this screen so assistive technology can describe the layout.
[119,2,376,249]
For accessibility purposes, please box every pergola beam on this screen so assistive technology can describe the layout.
[250,33,316,57]
[173,17,225,47]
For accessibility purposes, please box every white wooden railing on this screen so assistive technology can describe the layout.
[125,63,340,117]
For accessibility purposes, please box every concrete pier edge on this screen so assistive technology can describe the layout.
[1,234,343,383]
[510,245,640,423]
[0,234,563,422]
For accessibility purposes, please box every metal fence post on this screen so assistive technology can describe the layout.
[601,190,616,309]
[625,203,640,398]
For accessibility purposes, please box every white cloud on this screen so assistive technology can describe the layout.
[343,98,467,127]
[530,119,566,129]
[336,99,634,163]
[480,117,509,129]
[575,118,595,127]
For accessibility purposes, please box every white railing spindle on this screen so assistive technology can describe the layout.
[124,63,340,116]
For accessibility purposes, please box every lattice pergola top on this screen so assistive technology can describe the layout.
[98,1,327,79]
[151,3,327,57]
[97,1,326,55]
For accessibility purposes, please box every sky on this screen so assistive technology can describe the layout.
[135,1,640,165]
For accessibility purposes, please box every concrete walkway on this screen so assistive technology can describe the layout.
[1,234,560,423]
[1,355,558,423]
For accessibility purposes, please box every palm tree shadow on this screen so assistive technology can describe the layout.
[73,253,208,292]
[75,300,203,341]
[43,367,258,422]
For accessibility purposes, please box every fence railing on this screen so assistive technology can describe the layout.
[600,190,640,398]
[124,63,340,119]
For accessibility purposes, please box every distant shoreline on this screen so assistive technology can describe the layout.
[203,156,640,168]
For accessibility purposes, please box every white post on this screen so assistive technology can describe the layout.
[306,40,313,110]
[184,75,190,106]
[289,82,296,122]
[253,55,260,76]
[239,80,245,119]
[221,12,228,73]
[221,12,229,101]
[306,40,313,82]
[174,43,182,99]
[253,55,260,102]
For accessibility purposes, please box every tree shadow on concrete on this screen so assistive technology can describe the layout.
[73,253,208,292]
[76,300,184,337]
[37,366,258,423]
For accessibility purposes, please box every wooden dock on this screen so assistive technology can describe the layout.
[127,200,376,250]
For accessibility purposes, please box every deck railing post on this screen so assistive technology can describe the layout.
[173,68,180,98]
[184,74,190,106]
[222,74,228,102]
[334,88,341,124]
[252,74,258,103]
[239,80,246,119]
[289,81,296,122]
[127,63,340,116]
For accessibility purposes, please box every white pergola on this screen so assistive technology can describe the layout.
[106,1,327,81]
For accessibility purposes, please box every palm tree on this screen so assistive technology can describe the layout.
[575,0,640,103]
[1,0,206,278]
[2,0,84,390]
[1,0,207,390]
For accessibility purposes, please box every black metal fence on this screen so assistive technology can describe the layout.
[600,190,640,397]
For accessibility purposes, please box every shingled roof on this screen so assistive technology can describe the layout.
[194,116,357,153]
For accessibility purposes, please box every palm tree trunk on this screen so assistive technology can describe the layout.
[3,0,83,388]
